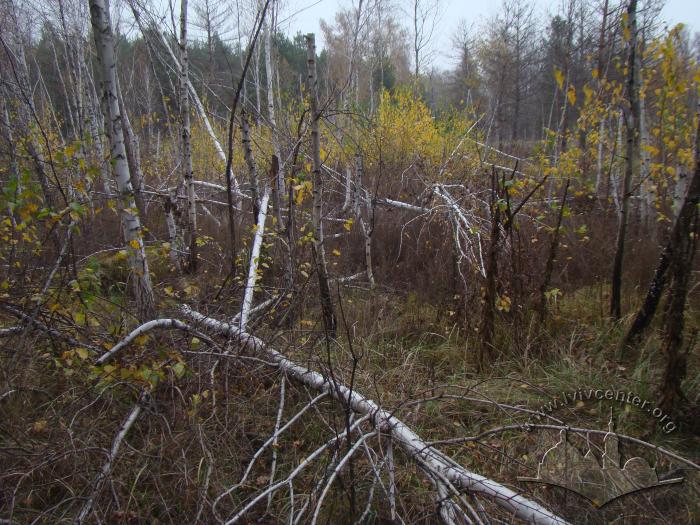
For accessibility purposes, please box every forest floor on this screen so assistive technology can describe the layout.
[2,265,699,524]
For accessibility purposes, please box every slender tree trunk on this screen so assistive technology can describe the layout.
[306,34,336,337]
[639,88,653,227]
[164,192,182,272]
[597,0,609,77]
[595,113,606,198]
[3,1,57,210]
[85,61,112,196]
[263,8,285,204]
[179,0,197,272]
[538,178,570,323]
[479,172,501,370]
[356,154,375,288]
[89,0,155,321]
[610,0,639,320]
[116,76,146,218]
[241,111,260,218]
[240,187,271,330]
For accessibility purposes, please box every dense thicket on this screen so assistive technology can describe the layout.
[1,0,699,523]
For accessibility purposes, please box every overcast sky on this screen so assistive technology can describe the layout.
[279,0,700,70]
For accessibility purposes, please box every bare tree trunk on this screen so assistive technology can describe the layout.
[3,1,57,210]
[639,90,653,226]
[479,172,501,370]
[595,113,606,198]
[610,0,639,320]
[241,111,260,218]
[164,191,183,272]
[538,178,570,323]
[306,34,336,337]
[356,154,375,287]
[179,0,197,272]
[263,6,284,196]
[240,187,271,330]
[116,76,146,218]
[89,0,155,321]
[253,31,262,119]
[85,63,112,196]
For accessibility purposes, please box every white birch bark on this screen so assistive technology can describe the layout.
[164,191,182,271]
[611,112,623,214]
[89,0,155,320]
[672,169,688,215]
[180,306,570,525]
[239,187,271,330]
[180,0,197,271]
[263,7,285,195]
[343,166,353,213]
[356,155,375,287]
[595,113,605,198]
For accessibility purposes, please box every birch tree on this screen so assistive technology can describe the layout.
[610,0,640,320]
[263,1,284,196]
[88,0,155,320]
[180,0,198,272]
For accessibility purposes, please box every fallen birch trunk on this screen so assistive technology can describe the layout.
[180,305,569,525]
[239,187,271,330]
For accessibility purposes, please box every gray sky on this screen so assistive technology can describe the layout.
[280,0,700,70]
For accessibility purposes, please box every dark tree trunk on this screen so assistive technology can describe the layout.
[537,178,570,323]
[479,171,501,370]
[610,0,640,320]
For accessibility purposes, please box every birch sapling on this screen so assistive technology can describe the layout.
[306,33,337,337]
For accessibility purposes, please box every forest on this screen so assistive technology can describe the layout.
[0,0,699,523]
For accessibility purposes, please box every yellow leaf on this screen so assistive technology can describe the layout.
[32,420,48,433]
[129,239,140,250]
[554,68,564,90]
[295,188,305,206]
[75,347,89,360]
[567,85,576,106]
[332,249,341,256]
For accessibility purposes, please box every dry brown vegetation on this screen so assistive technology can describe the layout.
[1,0,700,523]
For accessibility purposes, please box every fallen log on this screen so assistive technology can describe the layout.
[180,305,569,525]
